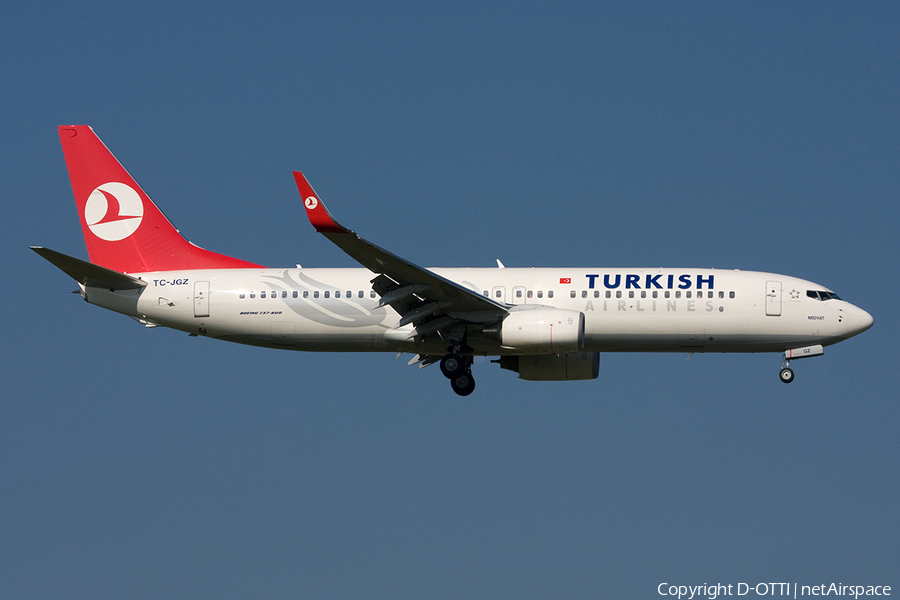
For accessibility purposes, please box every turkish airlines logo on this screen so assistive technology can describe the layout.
[304,196,318,210]
[84,182,144,241]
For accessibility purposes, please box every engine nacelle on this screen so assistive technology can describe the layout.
[493,307,585,354]
[497,353,600,381]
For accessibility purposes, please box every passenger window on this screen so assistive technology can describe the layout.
[652,291,658,298]
[570,291,576,298]
[516,290,522,298]
[628,291,634,298]
[313,291,319,298]
[675,291,681,298]
[239,293,245,299]
[324,291,330,298]
[261,291,266,298]
[346,291,351,298]
[292,291,298,298]
[718,291,724,299]
[594,291,600,298]
[282,291,287,298]
[335,291,341,298]
[527,290,533,298]
[483,291,488,297]
[495,290,502,298]
[548,291,554,298]
[664,291,670,299]
[616,291,622,299]
[582,290,588,298]
[605,291,611,299]
[640,291,646,299]
[537,291,543,298]
[686,291,692,298]
[370,291,376,298]
[729,291,735,299]
[250,292,256,298]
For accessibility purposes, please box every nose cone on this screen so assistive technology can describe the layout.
[846,304,874,338]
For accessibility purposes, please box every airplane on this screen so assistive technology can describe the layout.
[33,126,874,396]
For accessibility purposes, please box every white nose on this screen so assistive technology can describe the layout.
[846,304,874,337]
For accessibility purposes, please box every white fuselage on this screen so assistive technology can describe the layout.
[84,266,872,356]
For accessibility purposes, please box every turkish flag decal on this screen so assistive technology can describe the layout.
[559,278,571,284]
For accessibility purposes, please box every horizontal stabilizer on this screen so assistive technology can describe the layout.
[31,247,147,290]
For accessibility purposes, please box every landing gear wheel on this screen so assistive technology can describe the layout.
[440,353,465,379]
[779,368,795,384]
[451,371,476,396]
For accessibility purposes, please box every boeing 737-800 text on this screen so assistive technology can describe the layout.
[33,126,873,395]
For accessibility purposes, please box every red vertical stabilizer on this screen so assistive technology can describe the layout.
[58,125,262,273]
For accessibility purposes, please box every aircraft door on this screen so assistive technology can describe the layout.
[194,281,210,317]
[492,286,507,304]
[765,281,782,316]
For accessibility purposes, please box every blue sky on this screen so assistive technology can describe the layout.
[2,2,897,598]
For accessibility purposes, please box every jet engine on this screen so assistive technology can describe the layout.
[496,352,600,381]
[485,307,585,354]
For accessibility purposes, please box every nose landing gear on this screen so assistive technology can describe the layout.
[779,344,825,384]
[779,364,795,384]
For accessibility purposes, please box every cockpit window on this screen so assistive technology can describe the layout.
[807,290,842,301]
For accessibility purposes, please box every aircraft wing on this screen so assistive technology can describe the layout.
[293,172,508,335]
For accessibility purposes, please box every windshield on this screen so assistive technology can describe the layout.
[806,290,842,301]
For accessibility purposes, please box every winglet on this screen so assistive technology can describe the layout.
[293,172,349,234]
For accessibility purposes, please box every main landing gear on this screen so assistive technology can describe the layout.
[441,351,475,396]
